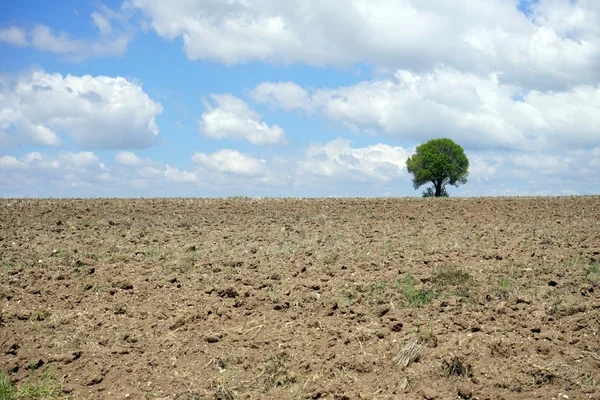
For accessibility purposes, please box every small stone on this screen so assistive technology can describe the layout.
[205,335,220,343]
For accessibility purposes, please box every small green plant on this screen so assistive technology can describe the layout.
[498,276,516,299]
[1,262,15,273]
[34,309,51,322]
[263,352,296,390]
[367,281,388,299]
[92,283,105,293]
[0,372,15,400]
[382,237,396,256]
[12,366,63,399]
[431,266,473,298]
[442,356,472,377]
[422,186,449,197]
[330,290,358,308]
[588,262,600,286]
[416,320,434,342]
[432,266,472,287]
[397,275,435,307]
[578,374,598,389]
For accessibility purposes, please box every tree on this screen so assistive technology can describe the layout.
[406,138,469,197]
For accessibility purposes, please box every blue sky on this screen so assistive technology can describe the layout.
[1,0,599,197]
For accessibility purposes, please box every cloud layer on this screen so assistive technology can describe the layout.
[0,71,163,149]
[252,69,600,151]
[128,0,600,89]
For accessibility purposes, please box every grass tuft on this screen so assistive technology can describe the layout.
[396,275,436,307]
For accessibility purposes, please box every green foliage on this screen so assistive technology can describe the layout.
[0,368,63,400]
[422,186,449,197]
[406,138,469,197]
[0,372,16,400]
[396,275,436,306]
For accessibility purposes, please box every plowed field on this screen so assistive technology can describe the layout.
[1,197,599,399]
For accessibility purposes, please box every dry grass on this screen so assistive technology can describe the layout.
[394,339,423,369]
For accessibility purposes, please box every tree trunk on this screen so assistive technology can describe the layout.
[434,181,442,197]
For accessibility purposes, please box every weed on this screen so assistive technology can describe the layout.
[442,356,472,378]
[91,283,105,293]
[578,374,598,389]
[396,275,435,307]
[143,247,158,259]
[0,372,15,400]
[366,281,388,299]
[526,366,556,386]
[416,320,434,342]
[34,309,51,322]
[1,261,15,273]
[268,285,279,303]
[335,290,358,308]
[431,266,473,298]
[432,266,472,287]
[382,236,396,256]
[498,276,517,299]
[13,366,63,399]
[264,352,296,390]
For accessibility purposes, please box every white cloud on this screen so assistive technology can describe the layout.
[2,5,133,60]
[115,151,144,166]
[0,71,163,149]
[31,25,84,54]
[461,147,600,195]
[164,165,197,182]
[0,155,27,169]
[252,81,313,114]
[0,150,104,176]
[199,94,285,145]
[1,144,598,197]
[0,27,29,47]
[192,149,266,177]
[301,138,410,182]
[92,11,113,35]
[127,0,600,89]
[28,24,132,60]
[252,69,600,151]
[113,151,197,183]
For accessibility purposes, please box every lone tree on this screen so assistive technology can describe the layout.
[406,138,469,197]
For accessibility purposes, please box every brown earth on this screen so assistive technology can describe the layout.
[1,197,599,400]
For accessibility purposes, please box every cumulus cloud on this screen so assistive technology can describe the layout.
[0,71,163,149]
[115,151,144,166]
[192,149,267,177]
[127,0,600,89]
[252,69,600,151]
[301,138,411,183]
[199,94,285,145]
[0,27,29,47]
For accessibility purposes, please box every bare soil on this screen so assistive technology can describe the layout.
[1,197,600,400]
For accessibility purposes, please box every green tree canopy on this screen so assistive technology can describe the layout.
[406,138,469,197]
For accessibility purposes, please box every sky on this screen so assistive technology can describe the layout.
[0,0,599,198]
